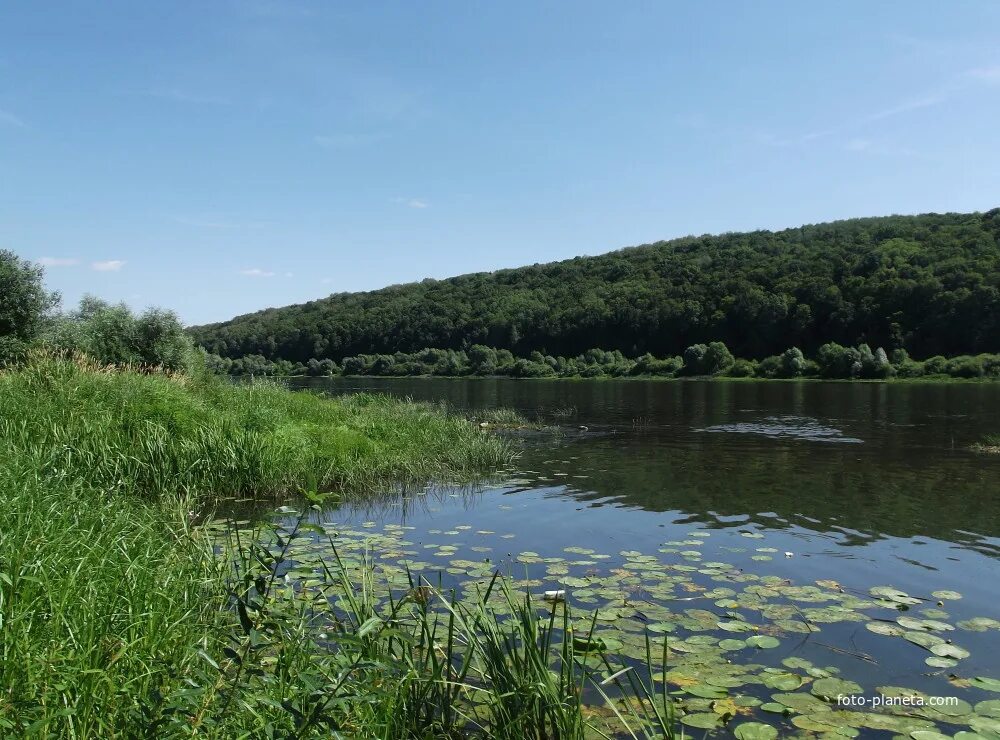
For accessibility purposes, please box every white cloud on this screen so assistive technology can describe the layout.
[393,197,429,209]
[863,94,945,123]
[284,272,294,278]
[92,260,126,272]
[0,107,25,128]
[240,268,275,277]
[139,88,230,105]
[314,132,386,149]
[968,65,1000,83]
[38,257,79,267]
[173,215,268,229]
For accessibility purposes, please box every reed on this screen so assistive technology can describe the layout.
[0,356,674,737]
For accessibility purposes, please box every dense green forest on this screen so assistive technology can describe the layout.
[192,210,1000,365]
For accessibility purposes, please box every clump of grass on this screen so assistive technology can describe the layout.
[0,457,219,736]
[206,510,676,738]
[0,357,673,737]
[469,406,532,428]
[0,355,516,501]
[972,434,1000,454]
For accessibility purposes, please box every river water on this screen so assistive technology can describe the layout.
[281,377,1000,736]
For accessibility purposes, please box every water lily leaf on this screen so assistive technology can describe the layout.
[976,699,1000,718]
[760,702,789,714]
[711,697,738,717]
[746,635,780,649]
[930,590,962,600]
[971,677,1000,693]
[925,656,958,668]
[762,672,804,690]
[903,631,945,650]
[812,677,862,702]
[718,620,755,633]
[970,716,1000,736]
[733,722,778,740]
[866,621,905,637]
[680,712,722,729]
[958,617,1000,632]
[870,586,922,605]
[791,714,838,732]
[909,732,951,740]
[646,622,675,634]
[685,684,729,699]
[719,638,747,651]
[930,642,969,659]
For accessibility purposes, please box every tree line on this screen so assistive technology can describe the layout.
[191,210,1000,364]
[204,341,1000,380]
[0,250,195,371]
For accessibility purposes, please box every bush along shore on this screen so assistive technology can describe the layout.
[0,356,681,738]
[206,341,1000,381]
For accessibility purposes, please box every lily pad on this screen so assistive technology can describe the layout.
[866,621,905,637]
[925,656,958,669]
[930,642,969,660]
[680,712,722,729]
[976,699,1000,718]
[812,677,862,702]
[685,684,729,699]
[930,590,962,600]
[970,676,1000,693]
[733,722,778,740]
[746,635,780,649]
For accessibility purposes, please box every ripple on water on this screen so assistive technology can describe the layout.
[697,415,864,443]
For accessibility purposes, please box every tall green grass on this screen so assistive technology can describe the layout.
[1,355,515,500]
[0,356,674,737]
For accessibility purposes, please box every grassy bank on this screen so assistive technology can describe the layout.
[0,356,528,736]
[2,355,514,501]
[973,434,1000,454]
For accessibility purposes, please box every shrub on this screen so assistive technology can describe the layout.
[779,347,808,377]
[947,355,984,378]
[726,358,757,377]
[44,296,195,371]
[0,250,59,363]
[922,355,949,375]
[683,341,734,375]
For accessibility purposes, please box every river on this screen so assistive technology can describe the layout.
[280,377,1000,736]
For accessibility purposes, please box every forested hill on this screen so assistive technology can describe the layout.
[191,210,1000,362]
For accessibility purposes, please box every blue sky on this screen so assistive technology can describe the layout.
[2,1,999,325]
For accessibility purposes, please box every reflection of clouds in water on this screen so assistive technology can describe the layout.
[696,415,863,444]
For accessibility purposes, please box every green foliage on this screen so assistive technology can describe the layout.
[45,296,196,371]
[191,210,1000,363]
[0,250,58,363]
[0,358,676,737]
[210,342,1000,382]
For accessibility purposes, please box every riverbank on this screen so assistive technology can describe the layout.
[206,343,1000,383]
[0,357,531,737]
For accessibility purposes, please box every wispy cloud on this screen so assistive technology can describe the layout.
[0,107,26,128]
[92,260,126,272]
[968,65,1000,83]
[173,215,268,229]
[134,88,230,105]
[844,138,871,152]
[863,94,946,123]
[240,268,276,277]
[314,132,387,149]
[393,197,429,209]
[38,257,79,267]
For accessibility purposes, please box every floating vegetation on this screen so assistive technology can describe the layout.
[698,415,864,444]
[209,509,1000,738]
